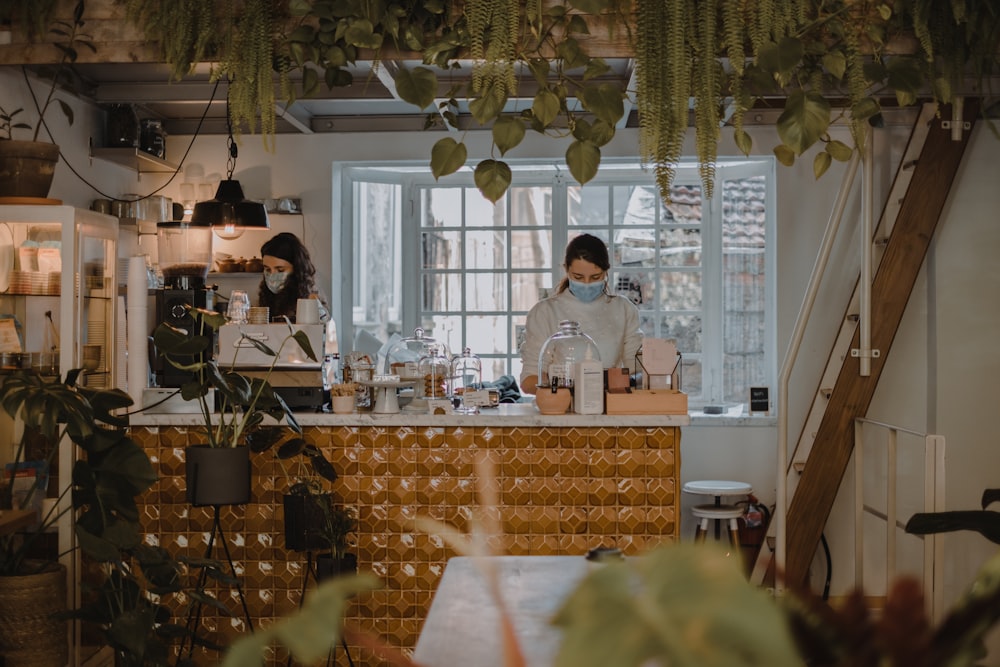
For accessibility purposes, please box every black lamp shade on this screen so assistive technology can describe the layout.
[191,179,269,229]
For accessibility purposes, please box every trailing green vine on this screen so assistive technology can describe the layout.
[86,0,1000,199]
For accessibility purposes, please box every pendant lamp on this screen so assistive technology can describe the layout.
[191,108,269,237]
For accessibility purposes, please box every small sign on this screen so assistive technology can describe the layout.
[750,387,769,414]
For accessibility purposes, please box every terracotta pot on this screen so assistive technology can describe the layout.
[0,141,60,199]
[534,387,572,414]
[185,445,251,506]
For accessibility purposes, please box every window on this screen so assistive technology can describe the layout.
[339,160,774,407]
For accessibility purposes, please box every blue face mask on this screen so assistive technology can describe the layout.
[568,279,605,303]
[264,271,289,294]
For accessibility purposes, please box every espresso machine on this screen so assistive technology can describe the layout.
[153,221,216,387]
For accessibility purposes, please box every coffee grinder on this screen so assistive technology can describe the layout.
[153,221,216,387]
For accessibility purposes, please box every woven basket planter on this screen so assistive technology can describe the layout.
[0,562,68,666]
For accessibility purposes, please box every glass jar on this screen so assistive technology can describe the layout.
[451,347,482,414]
[384,327,451,381]
[418,348,451,400]
[537,320,601,391]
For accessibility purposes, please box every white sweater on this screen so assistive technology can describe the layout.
[519,289,642,389]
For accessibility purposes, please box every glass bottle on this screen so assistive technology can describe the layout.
[451,347,482,414]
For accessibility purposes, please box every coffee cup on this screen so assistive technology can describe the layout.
[296,298,320,324]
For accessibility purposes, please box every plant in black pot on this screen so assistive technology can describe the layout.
[283,476,358,581]
[151,306,334,506]
[0,0,93,199]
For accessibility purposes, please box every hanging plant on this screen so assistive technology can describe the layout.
[93,0,1000,200]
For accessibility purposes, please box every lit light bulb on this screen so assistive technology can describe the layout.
[214,223,244,240]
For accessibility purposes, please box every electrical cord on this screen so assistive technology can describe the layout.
[21,66,220,205]
[820,532,832,600]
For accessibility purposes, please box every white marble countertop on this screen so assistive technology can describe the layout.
[129,401,690,427]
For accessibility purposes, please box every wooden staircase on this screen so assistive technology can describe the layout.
[751,99,981,588]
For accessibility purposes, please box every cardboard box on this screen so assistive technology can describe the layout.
[604,389,688,415]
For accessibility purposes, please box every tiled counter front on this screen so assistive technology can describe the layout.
[129,410,685,665]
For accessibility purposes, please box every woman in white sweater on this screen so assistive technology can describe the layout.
[519,233,642,394]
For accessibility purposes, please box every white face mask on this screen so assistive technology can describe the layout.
[264,271,289,294]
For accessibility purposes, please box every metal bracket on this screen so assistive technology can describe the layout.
[941,120,971,131]
[850,348,881,358]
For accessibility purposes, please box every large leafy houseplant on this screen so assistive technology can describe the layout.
[0,368,156,576]
[0,369,173,664]
[151,306,335,478]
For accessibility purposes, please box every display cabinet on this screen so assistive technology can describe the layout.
[0,204,118,630]
[0,205,119,388]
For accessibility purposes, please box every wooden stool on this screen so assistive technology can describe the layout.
[691,504,744,549]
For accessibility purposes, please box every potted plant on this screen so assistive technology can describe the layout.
[283,477,358,580]
[151,306,336,506]
[0,0,93,198]
[0,368,158,664]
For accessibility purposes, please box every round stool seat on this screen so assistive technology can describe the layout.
[691,503,744,520]
[682,480,752,496]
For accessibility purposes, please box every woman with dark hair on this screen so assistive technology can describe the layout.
[519,233,642,394]
[258,232,328,322]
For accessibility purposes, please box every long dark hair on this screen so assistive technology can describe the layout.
[556,233,611,295]
[258,232,319,319]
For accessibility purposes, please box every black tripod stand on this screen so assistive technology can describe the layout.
[176,504,255,664]
[286,551,355,667]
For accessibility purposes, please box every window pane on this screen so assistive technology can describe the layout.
[681,357,703,397]
[722,175,767,403]
[465,315,510,355]
[659,271,702,311]
[510,187,551,227]
[466,190,506,226]
[422,231,461,269]
[512,272,549,312]
[613,185,656,225]
[422,188,463,227]
[568,185,609,226]
[661,314,701,354]
[511,229,552,269]
[662,184,703,224]
[466,273,507,311]
[659,228,701,267]
[612,270,648,306]
[422,273,462,311]
[466,230,507,270]
[426,315,463,353]
[616,232,657,268]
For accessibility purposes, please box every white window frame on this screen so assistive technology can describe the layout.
[335,158,776,410]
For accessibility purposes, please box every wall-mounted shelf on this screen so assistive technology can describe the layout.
[90,146,179,174]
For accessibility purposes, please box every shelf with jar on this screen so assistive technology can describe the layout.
[0,204,120,626]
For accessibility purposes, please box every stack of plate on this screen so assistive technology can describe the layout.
[45,272,60,295]
[8,270,48,294]
[86,310,106,386]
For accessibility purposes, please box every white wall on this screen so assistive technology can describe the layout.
[10,60,1000,644]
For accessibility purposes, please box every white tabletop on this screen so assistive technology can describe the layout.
[413,556,590,667]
